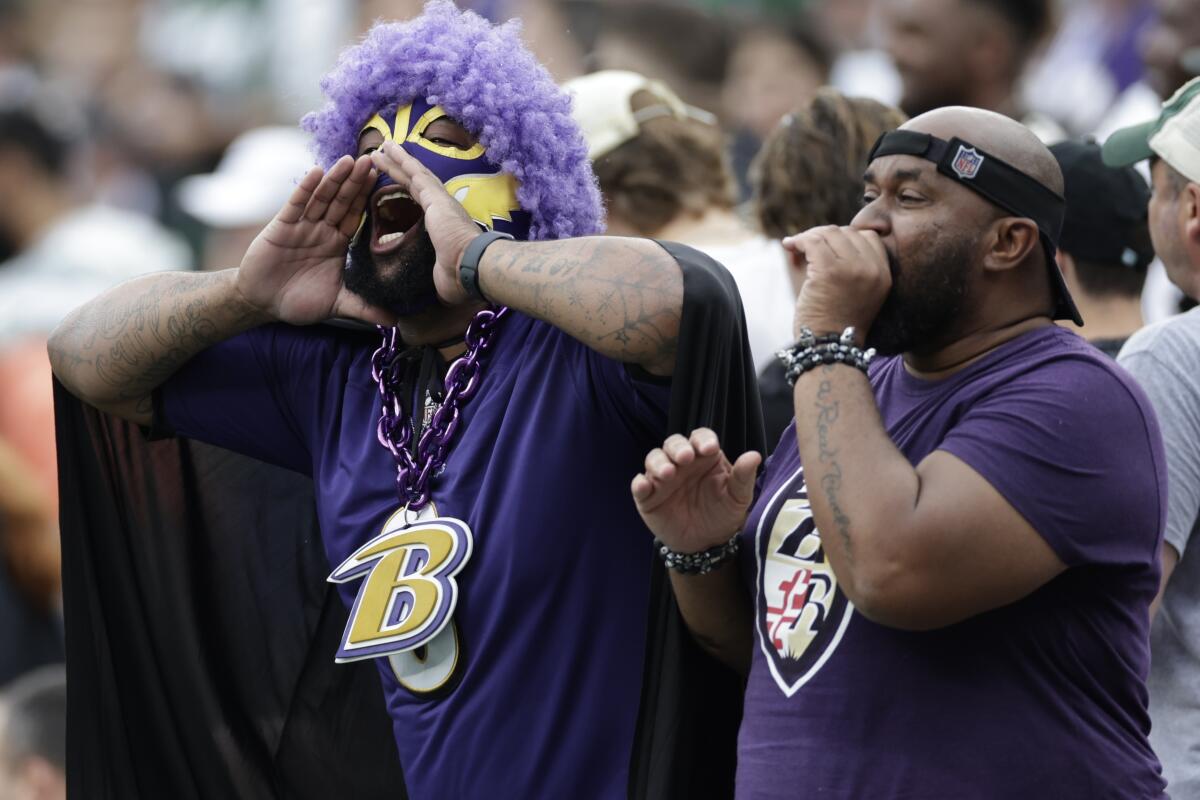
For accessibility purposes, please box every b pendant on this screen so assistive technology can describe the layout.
[328,502,473,670]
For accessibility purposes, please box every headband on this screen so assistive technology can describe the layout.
[867,130,1081,325]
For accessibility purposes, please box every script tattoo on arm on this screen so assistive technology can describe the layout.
[48,269,268,424]
[479,237,683,375]
[814,367,854,559]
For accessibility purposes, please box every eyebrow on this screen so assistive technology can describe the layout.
[862,167,927,185]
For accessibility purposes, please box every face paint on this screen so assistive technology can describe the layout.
[361,98,532,240]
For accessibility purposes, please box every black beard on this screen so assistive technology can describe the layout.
[344,214,439,317]
[866,239,973,356]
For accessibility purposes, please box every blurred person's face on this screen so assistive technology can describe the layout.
[1141,0,1200,99]
[1148,159,1200,295]
[850,153,993,354]
[349,100,529,315]
[0,744,66,800]
[721,31,825,140]
[25,0,139,91]
[885,0,975,116]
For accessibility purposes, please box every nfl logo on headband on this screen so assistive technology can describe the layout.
[952,145,984,179]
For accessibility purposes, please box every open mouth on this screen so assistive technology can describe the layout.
[370,186,425,255]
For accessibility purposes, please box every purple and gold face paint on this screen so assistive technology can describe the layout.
[361,98,531,241]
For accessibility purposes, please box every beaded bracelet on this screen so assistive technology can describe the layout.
[778,326,876,387]
[654,534,741,575]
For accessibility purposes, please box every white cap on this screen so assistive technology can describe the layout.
[563,70,717,161]
[177,126,315,228]
[1150,84,1200,185]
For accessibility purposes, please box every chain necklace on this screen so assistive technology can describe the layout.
[371,306,509,511]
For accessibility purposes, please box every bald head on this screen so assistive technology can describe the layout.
[903,106,1063,195]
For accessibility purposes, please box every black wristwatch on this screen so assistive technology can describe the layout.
[458,231,513,302]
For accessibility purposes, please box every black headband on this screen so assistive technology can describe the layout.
[867,129,1082,325]
[867,130,1065,253]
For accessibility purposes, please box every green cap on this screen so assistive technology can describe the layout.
[1102,77,1200,183]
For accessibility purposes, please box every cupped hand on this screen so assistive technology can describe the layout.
[236,154,396,327]
[783,225,891,343]
[370,140,485,307]
[631,428,761,555]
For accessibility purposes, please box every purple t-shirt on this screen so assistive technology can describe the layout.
[737,325,1167,799]
[158,312,670,799]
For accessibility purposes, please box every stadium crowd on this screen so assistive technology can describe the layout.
[3,0,1200,797]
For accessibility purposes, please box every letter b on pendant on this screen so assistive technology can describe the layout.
[329,506,473,694]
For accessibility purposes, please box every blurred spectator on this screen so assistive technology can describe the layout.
[720,14,833,199]
[1106,75,1200,797]
[882,0,1064,141]
[750,87,906,446]
[1095,0,1200,142]
[1096,0,1200,326]
[1141,0,1200,102]
[1024,0,1154,135]
[585,1,730,116]
[810,0,903,105]
[1049,139,1154,357]
[0,664,66,800]
[0,440,61,690]
[566,69,793,372]
[177,126,314,271]
[0,83,189,598]
[0,91,191,344]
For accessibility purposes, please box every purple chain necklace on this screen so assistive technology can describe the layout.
[371,306,508,511]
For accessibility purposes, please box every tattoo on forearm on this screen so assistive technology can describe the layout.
[486,238,681,370]
[52,271,259,409]
[815,370,853,557]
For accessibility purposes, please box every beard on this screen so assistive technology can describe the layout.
[866,237,974,356]
[343,213,440,317]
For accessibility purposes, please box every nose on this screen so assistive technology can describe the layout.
[850,201,890,236]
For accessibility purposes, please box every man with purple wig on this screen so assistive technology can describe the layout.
[49,2,761,797]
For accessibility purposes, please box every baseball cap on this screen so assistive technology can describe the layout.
[178,126,315,228]
[563,69,717,161]
[1050,139,1153,272]
[1102,76,1200,182]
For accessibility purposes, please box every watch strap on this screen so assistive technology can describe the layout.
[458,231,512,302]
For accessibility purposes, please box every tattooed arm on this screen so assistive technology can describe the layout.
[477,237,681,375]
[786,226,1063,631]
[49,155,391,425]
[369,141,683,376]
[49,271,269,425]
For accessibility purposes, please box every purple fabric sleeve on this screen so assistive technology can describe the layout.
[156,325,324,475]
[554,325,671,442]
[937,358,1165,569]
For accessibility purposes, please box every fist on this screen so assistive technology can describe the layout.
[782,225,891,342]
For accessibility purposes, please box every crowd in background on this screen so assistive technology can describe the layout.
[0,0,1197,793]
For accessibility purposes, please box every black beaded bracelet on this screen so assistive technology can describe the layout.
[654,534,741,575]
[778,326,875,387]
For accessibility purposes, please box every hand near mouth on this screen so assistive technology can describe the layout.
[370,140,488,307]
[236,154,399,327]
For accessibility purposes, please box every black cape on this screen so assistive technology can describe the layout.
[55,242,764,799]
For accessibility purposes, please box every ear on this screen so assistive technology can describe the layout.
[1184,182,1200,255]
[981,217,1040,273]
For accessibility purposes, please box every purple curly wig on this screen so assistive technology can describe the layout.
[302,1,603,241]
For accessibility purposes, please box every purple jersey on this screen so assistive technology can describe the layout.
[736,326,1167,799]
[158,312,670,798]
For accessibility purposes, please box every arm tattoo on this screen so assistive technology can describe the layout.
[50,270,263,411]
[483,238,682,372]
[815,368,853,559]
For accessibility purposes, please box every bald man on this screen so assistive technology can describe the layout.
[631,108,1168,798]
